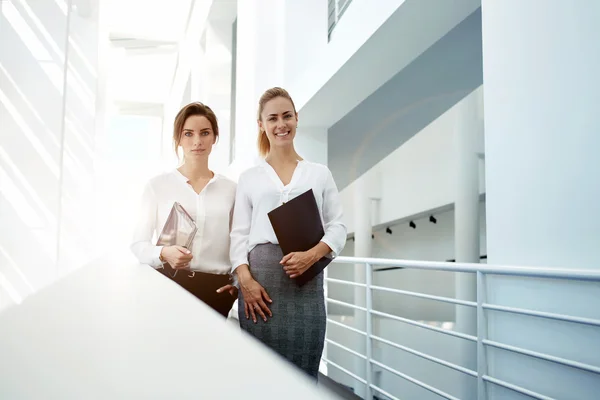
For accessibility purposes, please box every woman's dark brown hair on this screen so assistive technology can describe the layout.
[173,102,219,157]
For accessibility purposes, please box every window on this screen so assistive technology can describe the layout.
[328,0,353,40]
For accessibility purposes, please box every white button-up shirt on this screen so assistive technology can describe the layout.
[131,170,236,275]
[230,160,347,271]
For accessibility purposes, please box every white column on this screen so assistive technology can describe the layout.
[202,20,233,172]
[353,175,371,398]
[454,89,483,400]
[230,0,285,177]
[454,89,482,331]
[482,1,600,398]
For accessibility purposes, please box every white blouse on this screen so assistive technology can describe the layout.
[229,160,347,272]
[131,170,236,275]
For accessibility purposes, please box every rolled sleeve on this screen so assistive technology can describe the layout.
[321,169,347,257]
[229,176,252,272]
[130,183,164,268]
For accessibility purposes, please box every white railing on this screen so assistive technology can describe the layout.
[322,256,600,400]
[328,0,353,39]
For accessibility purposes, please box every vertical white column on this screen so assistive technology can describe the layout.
[231,0,285,176]
[57,0,101,276]
[202,20,233,172]
[482,1,600,398]
[454,89,483,400]
[353,174,371,398]
[454,89,482,331]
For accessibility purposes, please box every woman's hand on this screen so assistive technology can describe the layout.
[160,246,193,269]
[280,250,317,278]
[236,265,272,323]
[216,284,238,298]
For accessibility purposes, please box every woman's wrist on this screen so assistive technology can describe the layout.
[235,264,252,283]
[310,242,332,261]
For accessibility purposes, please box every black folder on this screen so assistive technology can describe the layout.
[267,189,332,286]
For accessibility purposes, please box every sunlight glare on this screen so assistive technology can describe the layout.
[0,165,44,228]
[52,0,68,15]
[0,246,35,292]
[0,89,60,177]
[3,2,52,61]
[0,146,57,225]
[15,0,65,59]
[39,61,64,92]
[0,270,22,306]
[0,64,60,148]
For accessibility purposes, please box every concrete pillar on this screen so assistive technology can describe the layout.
[454,89,483,400]
[353,174,371,398]
[454,89,483,332]
[202,19,233,173]
[230,0,285,176]
[482,1,600,398]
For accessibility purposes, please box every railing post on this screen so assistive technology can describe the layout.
[365,263,373,399]
[322,262,329,376]
[476,271,487,400]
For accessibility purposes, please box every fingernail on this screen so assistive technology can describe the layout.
[216,289,220,293]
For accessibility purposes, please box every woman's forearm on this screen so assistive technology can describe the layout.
[309,241,332,263]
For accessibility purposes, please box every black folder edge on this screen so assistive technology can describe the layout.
[267,190,332,287]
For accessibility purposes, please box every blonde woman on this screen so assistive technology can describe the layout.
[226,87,347,378]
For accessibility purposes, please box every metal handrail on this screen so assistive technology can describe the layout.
[371,284,477,307]
[322,255,600,400]
[333,256,600,281]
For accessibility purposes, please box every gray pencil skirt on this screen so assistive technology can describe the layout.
[238,243,326,378]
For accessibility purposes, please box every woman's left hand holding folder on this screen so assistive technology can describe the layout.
[280,251,316,278]
[281,241,333,279]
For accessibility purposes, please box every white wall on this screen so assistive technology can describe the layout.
[482,1,600,399]
[229,0,285,176]
[326,204,487,398]
[339,88,485,235]
[57,0,100,276]
[295,126,328,166]
[201,18,234,173]
[284,0,407,110]
[0,0,100,310]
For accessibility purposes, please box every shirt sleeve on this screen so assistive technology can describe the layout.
[229,174,252,272]
[320,168,347,257]
[130,182,164,268]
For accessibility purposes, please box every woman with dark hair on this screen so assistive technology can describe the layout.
[131,102,237,317]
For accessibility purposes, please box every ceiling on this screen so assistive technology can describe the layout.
[103,0,193,115]
[103,0,238,117]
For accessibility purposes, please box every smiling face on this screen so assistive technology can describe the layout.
[178,115,216,159]
[258,96,298,152]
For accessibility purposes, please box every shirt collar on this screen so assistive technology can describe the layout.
[174,169,220,185]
